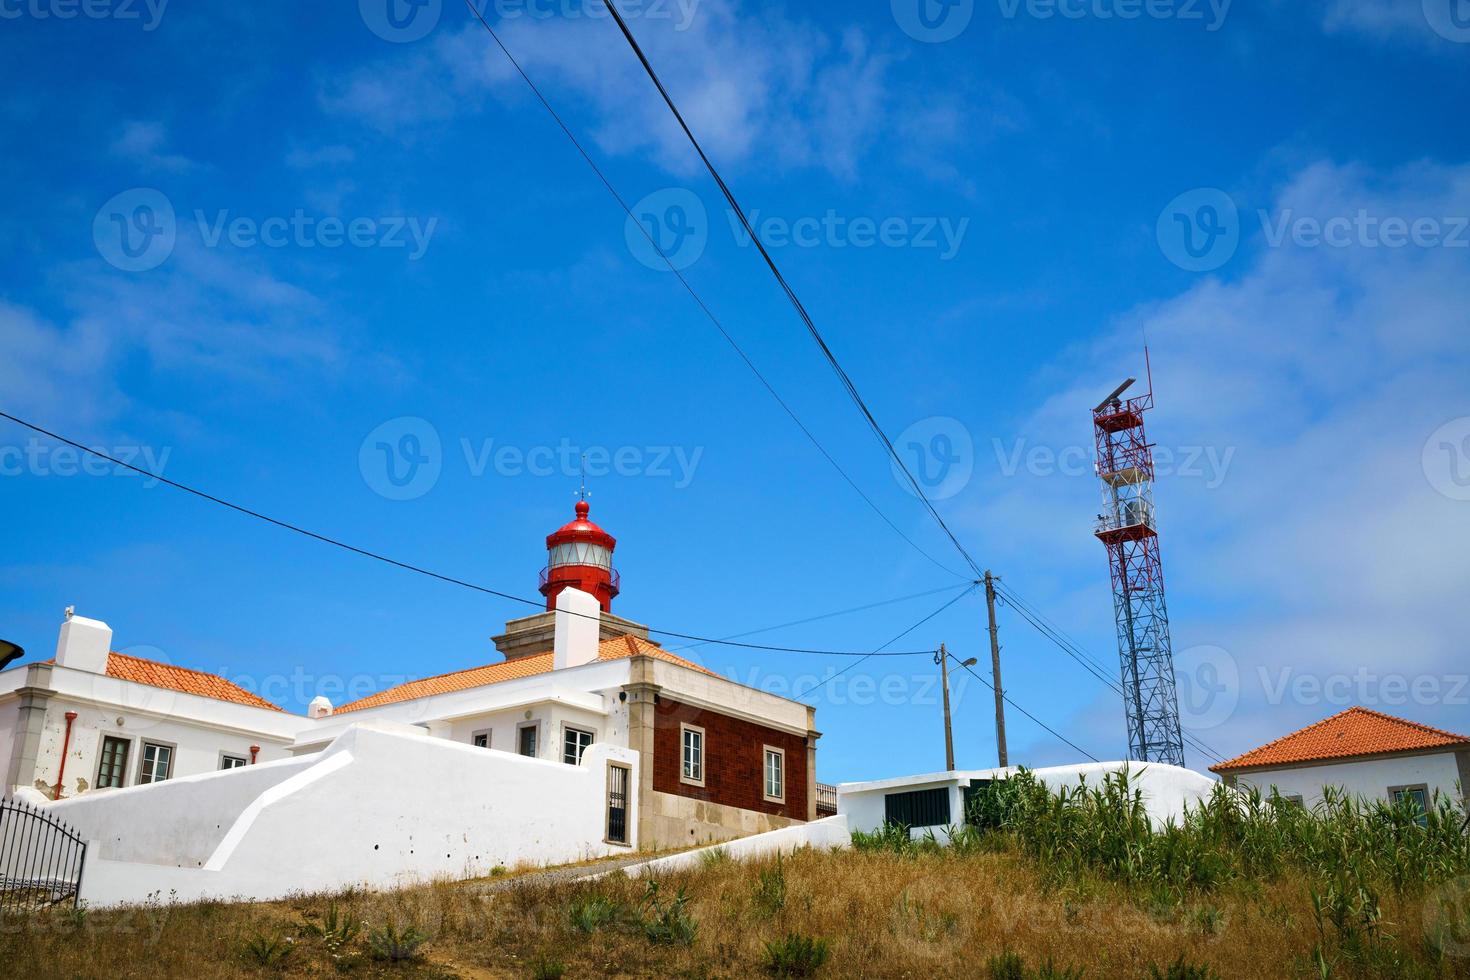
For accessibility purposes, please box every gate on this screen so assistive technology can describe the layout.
[0,796,87,914]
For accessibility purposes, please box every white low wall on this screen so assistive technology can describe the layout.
[15,721,639,907]
[838,761,1220,837]
[609,815,850,879]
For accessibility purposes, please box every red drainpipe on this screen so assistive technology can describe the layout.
[249,745,260,765]
[53,711,78,800]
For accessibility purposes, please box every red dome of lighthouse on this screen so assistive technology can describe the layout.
[539,500,620,612]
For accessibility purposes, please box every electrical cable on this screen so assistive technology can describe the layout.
[0,409,940,659]
[993,581,1225,763]
[458,0,966,581]
[664,582,973,653]
[598,0,984,581]
[793,584,978,700]
[944,649,1103,764]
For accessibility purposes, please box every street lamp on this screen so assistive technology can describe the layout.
[0,640,23,672]
[936,646,979,772]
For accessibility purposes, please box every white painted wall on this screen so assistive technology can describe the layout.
[608,816,851,879]
[11,688,299,798]
[838,762,1221,837]
[30,721,640,907]
[1230,751,1465,809]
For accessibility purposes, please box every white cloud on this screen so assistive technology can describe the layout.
[972,159,1470,768]
[110,121,195,173]
[320,2,972,182]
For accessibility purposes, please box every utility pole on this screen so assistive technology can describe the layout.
[984,571,1008,767]
[937,643,955,771]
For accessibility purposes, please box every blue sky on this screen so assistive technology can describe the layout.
[2,0,1469,781]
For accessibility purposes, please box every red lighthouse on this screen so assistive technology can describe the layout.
[539,500,620,613]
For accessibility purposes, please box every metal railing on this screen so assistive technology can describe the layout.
[815,782,838,817]
[0,796,87,914]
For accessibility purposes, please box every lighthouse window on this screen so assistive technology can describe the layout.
[680,724,705,786]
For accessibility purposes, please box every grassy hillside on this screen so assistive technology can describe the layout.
[4,771,1469,979]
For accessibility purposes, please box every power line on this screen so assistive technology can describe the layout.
[993,581,1224,764]
[944,649,1102,764]
[794,585,979,700]
[458,0,965,582]
[598,0,983,582]
[0,410,939,660]
[665,582,974,653]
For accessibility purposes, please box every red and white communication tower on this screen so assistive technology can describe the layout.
[1091,351,1185,765]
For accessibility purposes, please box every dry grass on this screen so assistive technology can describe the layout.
[3,842,1467,979]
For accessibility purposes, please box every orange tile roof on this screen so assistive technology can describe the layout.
[1211,706,1470,773]
[335,634,713,714]
[48,652,285,711]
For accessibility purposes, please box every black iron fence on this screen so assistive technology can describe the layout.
[0,796,87,914]
[815,782,837,817]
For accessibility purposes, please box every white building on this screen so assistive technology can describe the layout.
[0,503,821,854]
[1210,706,1470,811]
[838,762,1220,837]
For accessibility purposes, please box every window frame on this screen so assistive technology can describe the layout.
[679,723,706,787]
[95,734,132,789]
[471,729,491,749]
[516,720,541,759]
[762,744,786,804]
[219,753,248,771]
[137,739,177,785]
[1388,782,1431,824]
[562,724,596,766]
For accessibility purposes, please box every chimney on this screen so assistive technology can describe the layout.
[309,696,334,719]
[553,587,600,671]
[54,608,112,674]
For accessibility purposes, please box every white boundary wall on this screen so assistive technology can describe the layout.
[26,721,638,907]
[607,816,850,879]
[838,762,1220,838]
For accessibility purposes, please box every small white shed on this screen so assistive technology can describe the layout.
[1211,706,1470,812]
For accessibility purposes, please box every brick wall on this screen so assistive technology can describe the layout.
[652,697,808,820]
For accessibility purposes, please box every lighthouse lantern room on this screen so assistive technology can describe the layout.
[539,500,620,612]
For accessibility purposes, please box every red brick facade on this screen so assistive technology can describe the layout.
[652,697,809,821]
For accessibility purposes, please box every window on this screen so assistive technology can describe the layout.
[884,787,951,828]
[1389,784,1431,827]
[139,741,174,784]
[518,723,539,758]
[563,726,594,766]
[471,731,490,748]
[763,746,785,803]
[680,724,705,786]
[1283,794,1304,807]
[96,736,130,789]
[220,754,248,770]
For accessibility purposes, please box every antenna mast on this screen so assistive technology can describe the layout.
[1091,349,1185,765]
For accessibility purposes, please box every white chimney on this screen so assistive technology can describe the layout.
[553,587,600,671]
[309,696,334,719]
[55,609,112,674]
